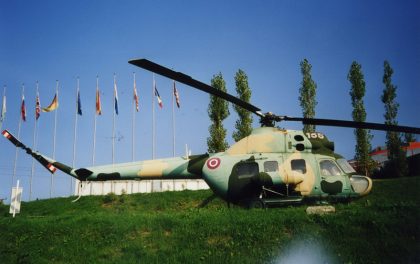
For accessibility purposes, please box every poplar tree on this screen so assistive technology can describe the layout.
[404,133,416,144]
[381,60,407,177]
[299,59,317,133]
[232,69,253,142]
[207,73,229,153]
[348,61,374,175]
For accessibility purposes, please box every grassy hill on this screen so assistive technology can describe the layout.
[1,177,419,263]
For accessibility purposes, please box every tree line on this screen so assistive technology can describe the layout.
[206,60,416,178]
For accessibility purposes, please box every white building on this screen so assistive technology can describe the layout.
[74,179,209,196]
[369,142,420,166]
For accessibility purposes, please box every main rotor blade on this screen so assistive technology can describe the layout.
[281,116,420,134]
[129,58,263,117]
[2,130,58,173]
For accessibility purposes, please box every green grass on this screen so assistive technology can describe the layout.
[1,177,419,263]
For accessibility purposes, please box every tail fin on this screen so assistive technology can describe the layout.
[2,129,74,176]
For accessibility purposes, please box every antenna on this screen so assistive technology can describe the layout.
[185,144,189,159]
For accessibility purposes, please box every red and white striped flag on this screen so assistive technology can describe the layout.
[134,80,139,112]
[173,81,180,108]
[96,88,102,115]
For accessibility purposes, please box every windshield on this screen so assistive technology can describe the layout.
[337,159,356,174]
[320,160,342,176]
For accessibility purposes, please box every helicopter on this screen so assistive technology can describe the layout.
[3,59,420,208]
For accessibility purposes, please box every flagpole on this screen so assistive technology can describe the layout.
[112,74,116,166]
[50,80,59,198]
[72,77,80,196]
[12,84,24,191]
[132,72,136,162]
[112,74,117,193]
[29,82,39,201]
[90,76,100,197]
[93,76,99,166]
[0,85,5,132]
[152,74,156,193]
[172,81,176,157]
[172,81,176,191]
[152,74,156,160]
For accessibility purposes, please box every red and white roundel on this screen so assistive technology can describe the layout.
[206,158,221,170]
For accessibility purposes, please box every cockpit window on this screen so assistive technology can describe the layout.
[337,159,356,174]
[236,162,259,179]
[264,161,278,172]
[319,160,342,176]
[291,159,307,174]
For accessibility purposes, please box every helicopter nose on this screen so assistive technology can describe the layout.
[350,175,373,196]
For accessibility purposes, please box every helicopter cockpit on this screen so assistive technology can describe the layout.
[320,160,342,176]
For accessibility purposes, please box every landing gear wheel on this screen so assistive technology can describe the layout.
[248,199,265,209]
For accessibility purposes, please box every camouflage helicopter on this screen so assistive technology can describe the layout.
[3,59,420,208]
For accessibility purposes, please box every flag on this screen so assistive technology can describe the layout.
[114,82,119,115]
[42,93,58,112]
[96,88,102,115]
[173,81,180,108]
[155,86,163,109]
[35,92,41,120]
[21,94,26,121]
[0,94,5,122]
[77,89,82,115]
[134,81,139,112]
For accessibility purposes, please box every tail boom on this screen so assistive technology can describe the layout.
[3,129,209,183]
[2,130,76,177]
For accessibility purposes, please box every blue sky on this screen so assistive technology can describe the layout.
[1,0,419,201]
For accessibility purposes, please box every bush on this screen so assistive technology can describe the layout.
[372,153,420,178]
[407,153,420,176]
[119,190,126,204]
[103,192,118,204]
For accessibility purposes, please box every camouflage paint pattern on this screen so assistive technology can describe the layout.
[3,127,372,205]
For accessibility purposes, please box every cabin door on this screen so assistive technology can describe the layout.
[318,159,347,195]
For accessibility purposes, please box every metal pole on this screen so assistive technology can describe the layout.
[50,81,59,198]
[172,81,175,157]
[29,82,39,201]
[152,74,156,192]
[152,74,155,160]
[132,72,136,162]
[0,86,6,132]
[72,78,79,196]
[12,85,24,193]
[112,74,116,166]
[172,81,176,190]
[93,76,99,166]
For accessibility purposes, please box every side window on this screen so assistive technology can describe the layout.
[236,162,259,179]
[291,159,306,174]
[320,160,342,176]
[264,161,278,172]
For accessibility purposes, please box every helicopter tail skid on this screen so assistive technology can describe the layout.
[2,129,79,179]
